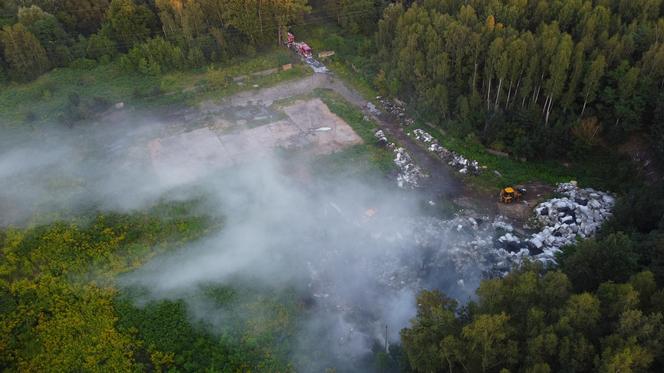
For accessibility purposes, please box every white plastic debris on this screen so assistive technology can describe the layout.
[527,182,615,261]
[393,147,425,189]
[374,129,388,146]
[411,128,481,175]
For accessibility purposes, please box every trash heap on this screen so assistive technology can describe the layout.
[366,102,381,116]
[304,57,328,73]
[374,129,388,146]
[411,129,481,175]
[393,147,425,189]
[374,129,425,189]
[375,96,414,126]
[526,182,615,259]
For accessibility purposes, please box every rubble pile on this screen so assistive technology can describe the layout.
[493,182,615,264]
[393,147,425,189]
[526,182,615,259]
[374,129,425,189]
[375,96,414,126]
[366,102,381,116]
[411,129,481,175]
[304,57,329,73]
[373,129,388,146]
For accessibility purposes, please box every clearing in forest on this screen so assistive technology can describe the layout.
[148,98,362,183]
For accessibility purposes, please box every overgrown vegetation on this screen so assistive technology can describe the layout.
[0,0,310,81]
[0,201,303,372]
[0,49,308,127]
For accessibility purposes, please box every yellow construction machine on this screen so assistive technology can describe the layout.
[500,187,523,204]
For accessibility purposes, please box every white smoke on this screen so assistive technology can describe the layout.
[1,110,504,372]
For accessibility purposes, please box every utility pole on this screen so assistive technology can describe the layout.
[384,324,389,353]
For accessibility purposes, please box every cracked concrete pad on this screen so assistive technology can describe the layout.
[149,99,363,182]
[281,98,363,155]
[149,127,229,184]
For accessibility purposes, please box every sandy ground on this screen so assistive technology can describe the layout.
[149,98,362,182]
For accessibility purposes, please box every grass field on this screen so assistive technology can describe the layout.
[0,49,310,128]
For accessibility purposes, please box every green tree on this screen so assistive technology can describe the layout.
[401,290,462,372]
[543,33,573,125]
[18,5,72,66]
[106,0,156,50]
[57,0,110,35]
[581,54,606,117]
[325,0,376,34]
[462,313,518,372]
[0,23,50,81]
[560,233,639,292]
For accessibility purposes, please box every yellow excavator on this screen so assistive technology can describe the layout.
[500,186,524,204]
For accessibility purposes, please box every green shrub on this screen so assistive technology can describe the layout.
[121,37,184,75]
[87,32,117,61]
[69,58,97,70]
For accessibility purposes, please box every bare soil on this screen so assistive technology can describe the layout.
[148,97,362,182]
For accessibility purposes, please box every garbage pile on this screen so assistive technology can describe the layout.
[393,147,425,189]
[493,182,615,264]
[411,129,481,175]
[374,129,388,146]
[366,102,381,116]
[375,96,414,126]
[374,129,425,189]
[526,182,615,260]
[304,57,328,73]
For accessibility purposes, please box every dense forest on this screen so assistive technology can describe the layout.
[375,0,664,160]
[0,0,387,80]
[2,1,664,372]
[0,0,312,79]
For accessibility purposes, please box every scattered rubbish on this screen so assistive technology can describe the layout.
[411,129,481,175]
[375,96,413,126]
[393,147,426,189]
[304,57,328,73]
[374,129,388,146]
[366,102,381,116]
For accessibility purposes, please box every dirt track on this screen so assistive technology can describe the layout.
[195,73,466,200]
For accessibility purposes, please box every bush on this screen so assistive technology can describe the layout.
[86,32,117,61]
[69,58,97,70]
[121,37,184,75]
[132,85,162,99]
